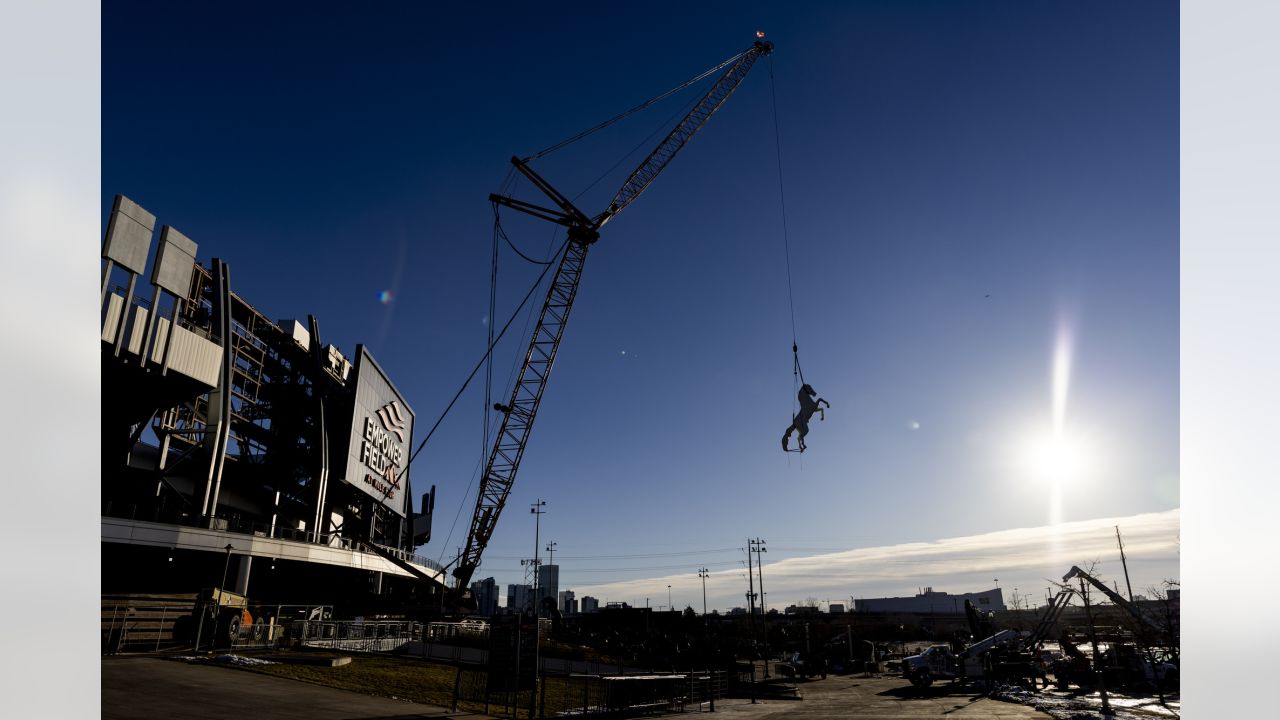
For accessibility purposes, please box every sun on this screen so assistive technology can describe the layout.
[1022,432,1091,483]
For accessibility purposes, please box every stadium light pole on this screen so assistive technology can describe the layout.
[699,568,709,617]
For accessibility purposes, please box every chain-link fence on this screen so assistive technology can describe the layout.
[287,619,422,653]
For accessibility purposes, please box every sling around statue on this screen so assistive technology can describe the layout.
[782,383,829,452]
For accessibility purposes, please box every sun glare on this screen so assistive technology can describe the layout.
[1022,432,1090,482]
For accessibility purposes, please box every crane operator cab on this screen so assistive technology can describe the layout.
[782,383,829,452]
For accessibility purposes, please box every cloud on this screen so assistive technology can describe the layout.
[574,510,1179,611]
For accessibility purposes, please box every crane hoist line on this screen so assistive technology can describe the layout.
[448,36,774,607]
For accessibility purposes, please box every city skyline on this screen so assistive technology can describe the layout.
[483,508,1177,613]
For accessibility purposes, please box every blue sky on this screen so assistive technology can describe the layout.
[103,1,1178,610]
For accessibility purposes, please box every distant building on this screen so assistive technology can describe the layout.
[580,596,599,614]
[854,587,1005,614]
[471,577,499,616]
[538,564,559,609]
[727,607,747,616]
[784,604,820,616]
[829,603,846,614]
[507,583,532,612]
[558,590,576,616]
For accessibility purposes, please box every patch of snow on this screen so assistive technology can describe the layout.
[990,684,1180,720]
[213,654,278,666]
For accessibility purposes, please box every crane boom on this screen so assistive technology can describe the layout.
[1063,565,1164,634]
[596,41,774,227]
[449,38,774,602]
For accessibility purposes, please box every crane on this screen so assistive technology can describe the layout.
[1063,565,1166,636]
[447,36,774,606]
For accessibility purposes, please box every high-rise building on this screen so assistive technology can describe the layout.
[507,583,533,612]
[537,564,559,610]
[558,590,576,615]
[471,577,499,616]
[580,595,599,614]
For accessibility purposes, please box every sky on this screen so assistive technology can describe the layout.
[102,1,1179,611]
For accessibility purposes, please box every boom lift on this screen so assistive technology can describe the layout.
[447,37,774,608]
[1062,565,1166,636]
[1027,587,1074,646]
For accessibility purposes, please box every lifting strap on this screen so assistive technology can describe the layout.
[793,342,805,387]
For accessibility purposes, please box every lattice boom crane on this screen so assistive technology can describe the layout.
[448,37,774,605]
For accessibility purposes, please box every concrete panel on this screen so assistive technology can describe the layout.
[101,293,124,341]
[126,305,149,355]
[150,317,221,387]
[278,319,310,350]
[151,226,198,296]
[102,195,156,274]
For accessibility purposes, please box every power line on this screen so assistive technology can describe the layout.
[485,547,741,561]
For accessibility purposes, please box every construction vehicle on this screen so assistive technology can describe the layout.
[901,629,1021,688]
[1062,565,1170,640]
[445,37,775,610]
[1051,566,1179,692]
[902,590,1078,690]
[189,587,256,649]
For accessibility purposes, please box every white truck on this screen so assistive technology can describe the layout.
[900,629,1020,688]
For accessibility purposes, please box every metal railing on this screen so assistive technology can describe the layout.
[292,619,421,653]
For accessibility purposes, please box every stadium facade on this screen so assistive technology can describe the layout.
[101,195,446,614]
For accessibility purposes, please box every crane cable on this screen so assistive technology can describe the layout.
[768,56,806,398]
[403,235,568,475]
[427,202,564,567]
[523,47,754,162]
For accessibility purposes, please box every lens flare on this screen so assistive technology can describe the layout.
[378,290,393,304]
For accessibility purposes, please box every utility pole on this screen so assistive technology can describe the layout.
[698,568,709,618]
[744,542,757,688]
[1116,525,1134,603]
[545,540,556,568]
[530,500,546,614]
[698,567,714,712]
[529,500,546,720]
[750,537,769,677]
[1077,575,1114,716]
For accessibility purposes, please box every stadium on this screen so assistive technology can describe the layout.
[101,194,448,646]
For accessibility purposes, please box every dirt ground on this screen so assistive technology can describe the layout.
[698,674,1053,719]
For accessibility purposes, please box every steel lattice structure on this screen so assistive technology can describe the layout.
[451,38,773,602]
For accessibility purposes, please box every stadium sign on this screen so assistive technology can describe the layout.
[343,346,414,516]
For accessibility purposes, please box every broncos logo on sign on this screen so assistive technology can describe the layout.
[376,401,407,443]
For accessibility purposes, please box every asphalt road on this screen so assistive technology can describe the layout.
[102,657,1050,720]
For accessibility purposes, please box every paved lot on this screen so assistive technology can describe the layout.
[102,656,493,720]
[103,657,1049,720]
[709,674,1053,719]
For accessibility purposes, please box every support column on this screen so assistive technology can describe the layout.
[235,555,253,596]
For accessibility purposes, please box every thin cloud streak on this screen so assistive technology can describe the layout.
[575,510,1179,612]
